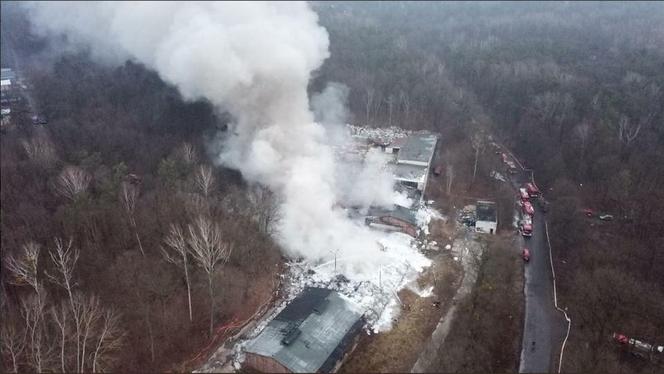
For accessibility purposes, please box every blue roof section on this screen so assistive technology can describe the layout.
[245,288,364,373]
[1,68,16,81]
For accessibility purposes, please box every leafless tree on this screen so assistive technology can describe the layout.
[45,238,79,302]
[194,164,216,198]
[248,185,281,235]
[45,237,82,372]
[365,87,375,125]
[76,294,101,373]
[471,132,484,185]
[161,224,193,322]
[187,216,233,336]
[177,142,198,166]
[400,90,411,126]
[21,131,57,169]
[446,164,455,195]
[50,302,69,373]
[617,115,642,146]
[120,181,145,256]
[1,322,26,373]
[6,241,42,298]
[574,121,591,158]
[20,292,54,372]
[92,308,124,373]
[54,165,91,201]
[386,94,395,127]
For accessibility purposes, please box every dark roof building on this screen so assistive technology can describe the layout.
[475,200,498,234]
[244,288,364,373]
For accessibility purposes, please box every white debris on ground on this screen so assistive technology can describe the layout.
[416,203,444,236]
[513,211,520,229]
[490,170,507,182]
[225,201,444,371]
[348,124,410,143]
[393,190,414,208]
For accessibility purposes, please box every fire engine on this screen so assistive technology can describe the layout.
[613,332,664,361]
[525,182,541,198]
[521,222,533,237]
[522,201,535,216]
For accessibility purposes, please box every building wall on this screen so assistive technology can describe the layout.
[244,353,291,373]
[397,159,429,167]
[380,216,418,237]
[476,220,497,234]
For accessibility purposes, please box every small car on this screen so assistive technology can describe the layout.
[522,248,531,262]
[583,208,594,217]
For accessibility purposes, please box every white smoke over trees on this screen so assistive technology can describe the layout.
[22,1,401,279]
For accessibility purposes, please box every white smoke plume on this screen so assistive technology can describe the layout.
[22,1,407,280]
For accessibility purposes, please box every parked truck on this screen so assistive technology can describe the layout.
[613,332,664,361]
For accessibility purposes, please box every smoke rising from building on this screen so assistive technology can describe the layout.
[23,1,402,278]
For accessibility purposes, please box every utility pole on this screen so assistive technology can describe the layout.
[329,248,340,276]
[379,265,382,289]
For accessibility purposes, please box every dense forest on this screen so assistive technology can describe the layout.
[312,2,664,372]
[2,2,663,373]
[1,4,283,372]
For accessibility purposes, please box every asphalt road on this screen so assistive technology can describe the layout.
[510,169,566,373]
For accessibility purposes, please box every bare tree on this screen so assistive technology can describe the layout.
[45,238,79,302]
[92,309,124,373]
[45,237,82,372]
[6,242,42,298]
[1,322,26,373]
[120,181,145,256]
[574,121,591,158]
[161,224,193,322]
[446,164,455,195]
[386,94,395,127]
[76,294,101,373]
[20,292,53,372]
[50,303,69,373]
[617,115,642,146]
[471,132,484,185]
[54,166,91,201]
[400,90,411,126]
[177,142,198,166]
[365,87,375,125]
[187,216,233,336]
[21,131,57,169]
[194,164,216,198]
[248,185,281,235]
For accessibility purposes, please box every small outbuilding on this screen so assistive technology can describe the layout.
[475,200,497,234]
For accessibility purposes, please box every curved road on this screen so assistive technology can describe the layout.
[509,168,566,373]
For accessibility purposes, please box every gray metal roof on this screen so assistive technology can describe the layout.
[392,163,427,182]
[245,288,364,373]
[476,200,497,222]
[397,133,438,164]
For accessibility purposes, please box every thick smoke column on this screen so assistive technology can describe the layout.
[24,1,396,278]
